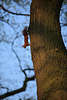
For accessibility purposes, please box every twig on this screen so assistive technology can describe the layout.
[60,23,67,26]
[0,76,35,99]
[0,4,30,16]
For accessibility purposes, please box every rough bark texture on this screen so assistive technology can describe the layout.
[29,0,67,100]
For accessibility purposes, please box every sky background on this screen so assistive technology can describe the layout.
[0,0,37,100]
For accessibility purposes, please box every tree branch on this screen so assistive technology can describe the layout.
[23,68,34,71]
[0,5,30,16]
[60,23,67,26]
[0,76,35,99]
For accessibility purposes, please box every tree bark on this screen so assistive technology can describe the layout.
[29,0,67,100]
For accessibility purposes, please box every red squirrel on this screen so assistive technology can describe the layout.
[22,27,30,48]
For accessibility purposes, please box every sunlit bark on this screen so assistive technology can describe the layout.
[29,0,67,100]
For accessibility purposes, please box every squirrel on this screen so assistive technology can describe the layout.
[22,27,30,48]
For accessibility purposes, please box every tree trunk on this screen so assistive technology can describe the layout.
[29,0,67,100]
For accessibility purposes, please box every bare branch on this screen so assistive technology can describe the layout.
[60,23,67,26]
[0,84,9,92]
[0,76,35,99]
[0,4,30,16]
[23,68,34,71]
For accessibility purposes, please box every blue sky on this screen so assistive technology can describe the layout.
[0,0,37,100]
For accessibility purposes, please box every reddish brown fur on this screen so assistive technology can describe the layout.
[22,27,30,48]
